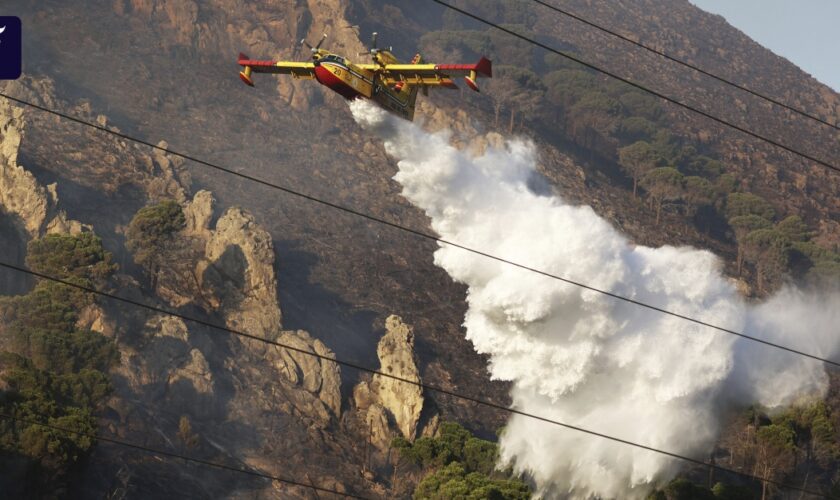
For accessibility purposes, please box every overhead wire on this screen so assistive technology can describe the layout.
[528,0,840,132]
[428,0,840,175]
[0,261,829,498]
[0,93,835,369]
[0,412,366,499]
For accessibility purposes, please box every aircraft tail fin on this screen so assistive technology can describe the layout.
[475,56,492,77]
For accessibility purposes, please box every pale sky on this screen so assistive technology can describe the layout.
[690,0,840,91]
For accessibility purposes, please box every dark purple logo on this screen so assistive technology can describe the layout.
[0,17,21,80]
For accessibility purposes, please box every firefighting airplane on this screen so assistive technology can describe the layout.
[237,32,492,121]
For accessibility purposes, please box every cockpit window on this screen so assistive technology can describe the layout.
[321,55,345,65]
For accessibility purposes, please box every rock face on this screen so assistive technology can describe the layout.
[202,205,282,342]
[353,381,393,450]
[147,140,189,204]
[0,97,47,238]
[75,304,116,338]
[270,329,342,418]
[0,92,85,239]
[354,315,424,448]
[374,315,423,440]
[0,85,94,294]
[114,315,218,418]
[183,189,214,239]
[173,190,284,340]
[163,191,343,424]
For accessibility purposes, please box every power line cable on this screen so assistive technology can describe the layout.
[428,0,840,175]
[0,261,828,498]
[529,0,840,132]
[0,93,836,368]
[0,412,366,499]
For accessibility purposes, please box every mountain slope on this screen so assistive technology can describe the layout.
[1,0,838,497]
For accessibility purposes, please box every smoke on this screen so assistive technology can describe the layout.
[349,100,840,498]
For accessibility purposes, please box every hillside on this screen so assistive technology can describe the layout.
[0,0,838,498]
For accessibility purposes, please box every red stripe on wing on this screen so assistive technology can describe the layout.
[435,57,492,77]
[238,59,281,68]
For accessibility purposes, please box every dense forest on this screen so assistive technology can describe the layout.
[0,200,199,495]
[0,233,117,497]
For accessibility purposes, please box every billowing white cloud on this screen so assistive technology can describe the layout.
[350,100,838,498]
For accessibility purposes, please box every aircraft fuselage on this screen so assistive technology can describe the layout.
[313,56,418,121]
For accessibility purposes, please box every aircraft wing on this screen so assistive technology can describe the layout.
[362,57,492,91]
[238,53,316,86]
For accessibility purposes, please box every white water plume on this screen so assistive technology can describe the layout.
[349,100,839,498]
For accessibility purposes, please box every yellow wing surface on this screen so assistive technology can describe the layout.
[238,53,315,86]
[361,57,492,91]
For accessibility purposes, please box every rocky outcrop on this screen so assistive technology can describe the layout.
[146,140,189,204]
[200,203,282,342]
[354,315,424,448]
[0,93,86,239]
[166,191,342,424]
[270,329,341,418]
[154,190,282,336]
[114,315,218,417]
[0,98,48,238]
[170,348,215,396]
[183,189,214,239]
[353,381,393,450]
[373,315,424,439]
[75,304,116,338]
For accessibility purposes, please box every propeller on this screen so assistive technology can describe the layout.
[358,32,380,59]
[315,33,328,50]
[301,33,328,54]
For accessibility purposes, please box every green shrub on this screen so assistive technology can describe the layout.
[394,422,531,499]
[26,233,116,284]
[725,193,775,220]
[126,199,185,270]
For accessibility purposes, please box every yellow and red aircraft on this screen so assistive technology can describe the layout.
[238,33,492,121]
